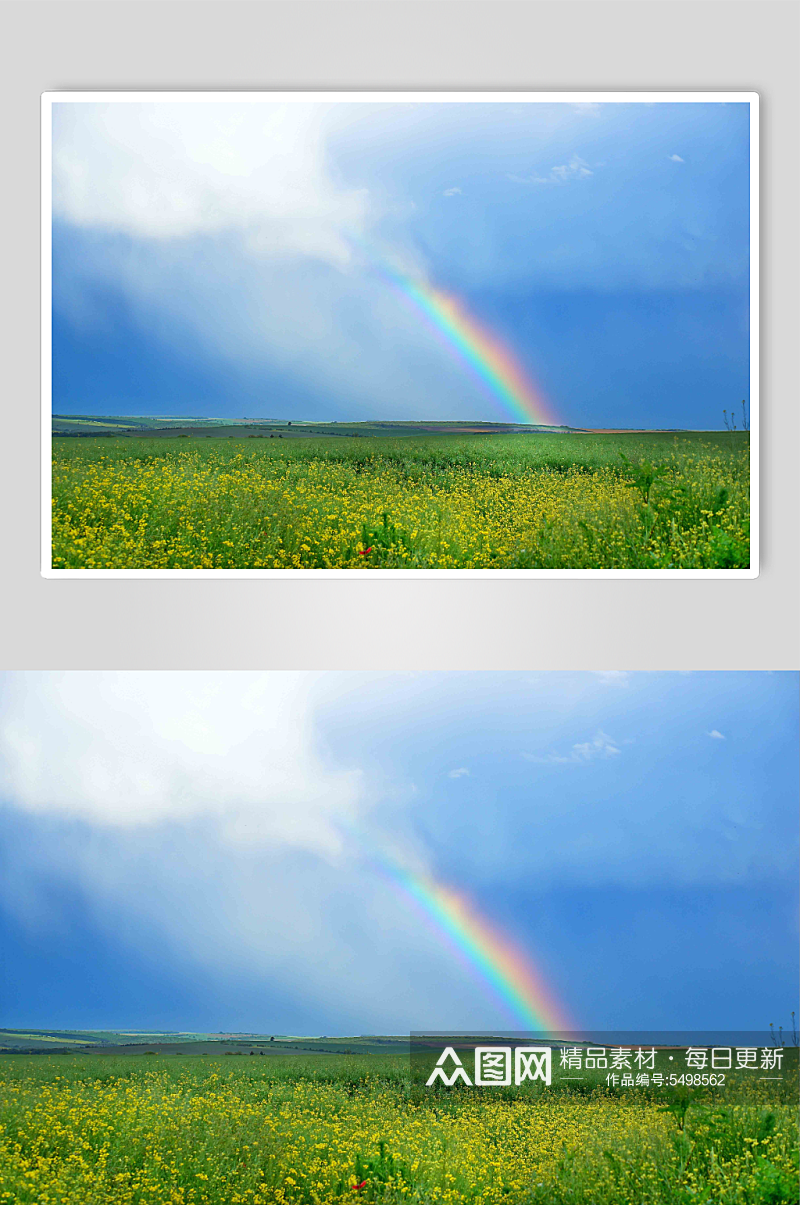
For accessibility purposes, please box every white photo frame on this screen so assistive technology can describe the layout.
[42,91,759,579]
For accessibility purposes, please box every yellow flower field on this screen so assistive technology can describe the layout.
[1,1054,796,1205]
[51,433,750,570]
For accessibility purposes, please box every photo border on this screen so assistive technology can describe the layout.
[41,90,759,579]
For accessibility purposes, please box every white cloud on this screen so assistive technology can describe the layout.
[51,102,509,421]
[0,671,542,1031]
[594,671,630,685]
[552,156,594,182]
[509,155,594,186]
[572,731,621,760]
[669,154,685,163]
[708,729,726,740]
[53,103,371,267]
[448,767,471,778]
[443,187,462,197]
[0,672,363,853]
[523,729,622,765]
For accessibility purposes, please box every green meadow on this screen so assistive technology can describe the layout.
[1,1037,796,1204]
[51,428,750,570]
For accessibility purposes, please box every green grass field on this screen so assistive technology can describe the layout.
[1,1043,796,1204]
[51,430,750,570]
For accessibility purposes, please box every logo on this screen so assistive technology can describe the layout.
[425,1045,552,1087]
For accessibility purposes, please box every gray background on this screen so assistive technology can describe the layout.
[2,0,797,669]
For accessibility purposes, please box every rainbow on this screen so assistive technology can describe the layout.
[382,866,573,1032]
[353,831,573,1032]
[351,238,560,427]
[383,272,559,428]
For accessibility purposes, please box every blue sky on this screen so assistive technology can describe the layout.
[51,100,751,428]
[1,672,795,1034]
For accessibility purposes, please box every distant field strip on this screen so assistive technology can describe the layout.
[51,433,750,570]
[0,1034,97,1046]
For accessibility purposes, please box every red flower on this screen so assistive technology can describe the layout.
[358,547,373,556]
[352,1180,368,1191]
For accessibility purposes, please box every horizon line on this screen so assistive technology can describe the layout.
[51,414,742,434]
